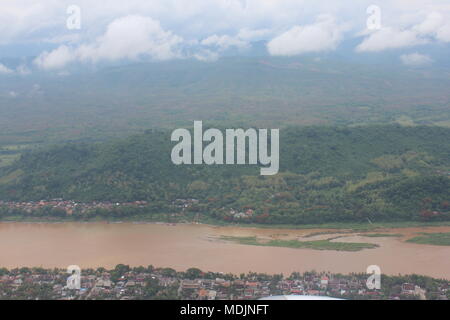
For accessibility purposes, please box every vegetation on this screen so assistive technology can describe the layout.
[361,233,403,238]
[2,57,450,145]
[0,125,449,225]
[220,236,379,251]
[407,233,450,246]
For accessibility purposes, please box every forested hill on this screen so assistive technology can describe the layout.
[0,125,449,224]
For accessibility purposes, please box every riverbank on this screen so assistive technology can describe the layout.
[2,214,450,232]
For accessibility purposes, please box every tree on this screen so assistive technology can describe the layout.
[185,268,202,280]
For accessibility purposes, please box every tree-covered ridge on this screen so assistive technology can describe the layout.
[0,125,449,224]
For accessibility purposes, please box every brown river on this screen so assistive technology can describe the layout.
[0,222,449,279]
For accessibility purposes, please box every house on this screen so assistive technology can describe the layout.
[290,288,304,295]
[96,279,112,288]
[181,280,200,290]
[12,278,23,287]
[244,289,254,299]
[246,281,259,289]
[320,276,329,288]
[197,289,209,300]
[307,289,320,296]
[401,283,416,295]
[208,290,217,300]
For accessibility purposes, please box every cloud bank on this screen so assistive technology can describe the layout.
[400,53,433,66]
[0,0,448,71]
[0,63,14,74]
[267,15,346,56]
[357,10,450,52]
[34,15,183,70]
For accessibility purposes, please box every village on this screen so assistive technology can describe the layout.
[0,265,448,300]
[0,197,255,222]
[0,199,149,216]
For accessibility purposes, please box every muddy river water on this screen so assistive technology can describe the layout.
[0,222,449,279]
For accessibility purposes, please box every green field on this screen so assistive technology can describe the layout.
[220,236,379,252]
[0,144,35,168]
[407,233,450,246]
[361,233,403,238]
[0,154,20,168]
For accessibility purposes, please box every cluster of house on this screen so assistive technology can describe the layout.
[180,276,444,300]
[0,271,165,300]
[172,199,200,209]
[435,170,450,176]
[227,209,255,220]
[0,200,148,215]
[1,268,448,300]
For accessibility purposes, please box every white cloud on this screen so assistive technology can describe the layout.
[267,15,345,56]
[201,34,248,51]
[1,0,449,66]
[77,15,183,62]
[356,27,426,52]
[16,64,31,75]
[34,15,183,70]
[400,53,433,66]
[414,12,444,35]
[0,63,14,74]
[437,26,450,42]
[43,33,82,45]
[34,45,75,70]
[0,1,62,44]
[237,28,271,41]
[193,49,219,62]
[414,12,450,42]
[0,63,31,75]
[198,28,269,57]
[356,9,450,53]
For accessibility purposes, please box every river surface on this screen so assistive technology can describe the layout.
[0,222,449,279]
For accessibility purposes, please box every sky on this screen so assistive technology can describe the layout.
[0,0,449,73]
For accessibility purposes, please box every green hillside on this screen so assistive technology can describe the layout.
[0,125,449,224]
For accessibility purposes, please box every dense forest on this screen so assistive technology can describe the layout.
[0,125,449,224]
